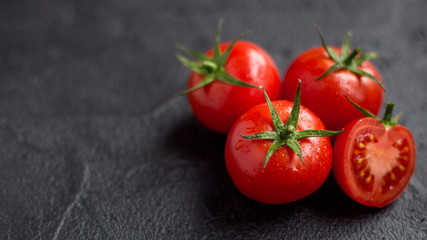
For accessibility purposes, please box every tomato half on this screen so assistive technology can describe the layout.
[225,100,333,204]
[333,117,416,207]
[188,41,281,134]
[282,46,384,131]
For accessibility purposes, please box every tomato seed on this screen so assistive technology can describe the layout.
[365,175,372,184]
[354,149,364,155]
[401,146,409,153]
[357,157,366,165]
[359,168,368,177]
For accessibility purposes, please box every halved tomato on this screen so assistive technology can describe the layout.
[333,102,416,208]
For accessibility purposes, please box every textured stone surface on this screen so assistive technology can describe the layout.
[1,0,426,239]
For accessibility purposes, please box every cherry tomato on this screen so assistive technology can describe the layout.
[333,102,416,208]
[177,21,281,134]
[281,28,384,131]
[225,83,340,204]
[188,41,280,134]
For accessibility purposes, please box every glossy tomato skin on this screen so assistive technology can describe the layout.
[282,47,384,131]
[333,118,416,208]
[188,41,281,134]
[225,100,333,204]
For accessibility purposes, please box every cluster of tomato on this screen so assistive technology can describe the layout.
[176,21,416,208]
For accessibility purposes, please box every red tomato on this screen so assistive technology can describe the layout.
[282,34,384,131]
[188,41,280,134]
[225,100,333,204]
[333,117,416,208]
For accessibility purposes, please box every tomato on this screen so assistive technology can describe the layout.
[225,83,341,204]
[281,27,384,131]
[177,21,281,134]
[333,101,416,208]
[187,41,280,134]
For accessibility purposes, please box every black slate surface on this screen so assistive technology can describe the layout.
[1,0,426,239]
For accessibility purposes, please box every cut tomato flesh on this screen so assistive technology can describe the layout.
[351,133,410,194]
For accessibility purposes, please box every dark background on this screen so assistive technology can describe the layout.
[1,0,426,239]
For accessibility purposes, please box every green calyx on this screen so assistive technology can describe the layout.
[345,95,402,129]
[314,25,385,90]
[176,20,259,96]
[241,80,343,169]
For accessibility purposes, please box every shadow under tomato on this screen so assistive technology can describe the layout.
[163,114,387,230]
[202,173,388,230]
[301,173,389,217]
[163,115,300,224]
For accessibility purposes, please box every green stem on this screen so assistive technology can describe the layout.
[175,20,259,96]
[314,25,385,90]
[345,96,400,128]
[380,102,397,128]
[202,61,218,72]
[241,80,343,169]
